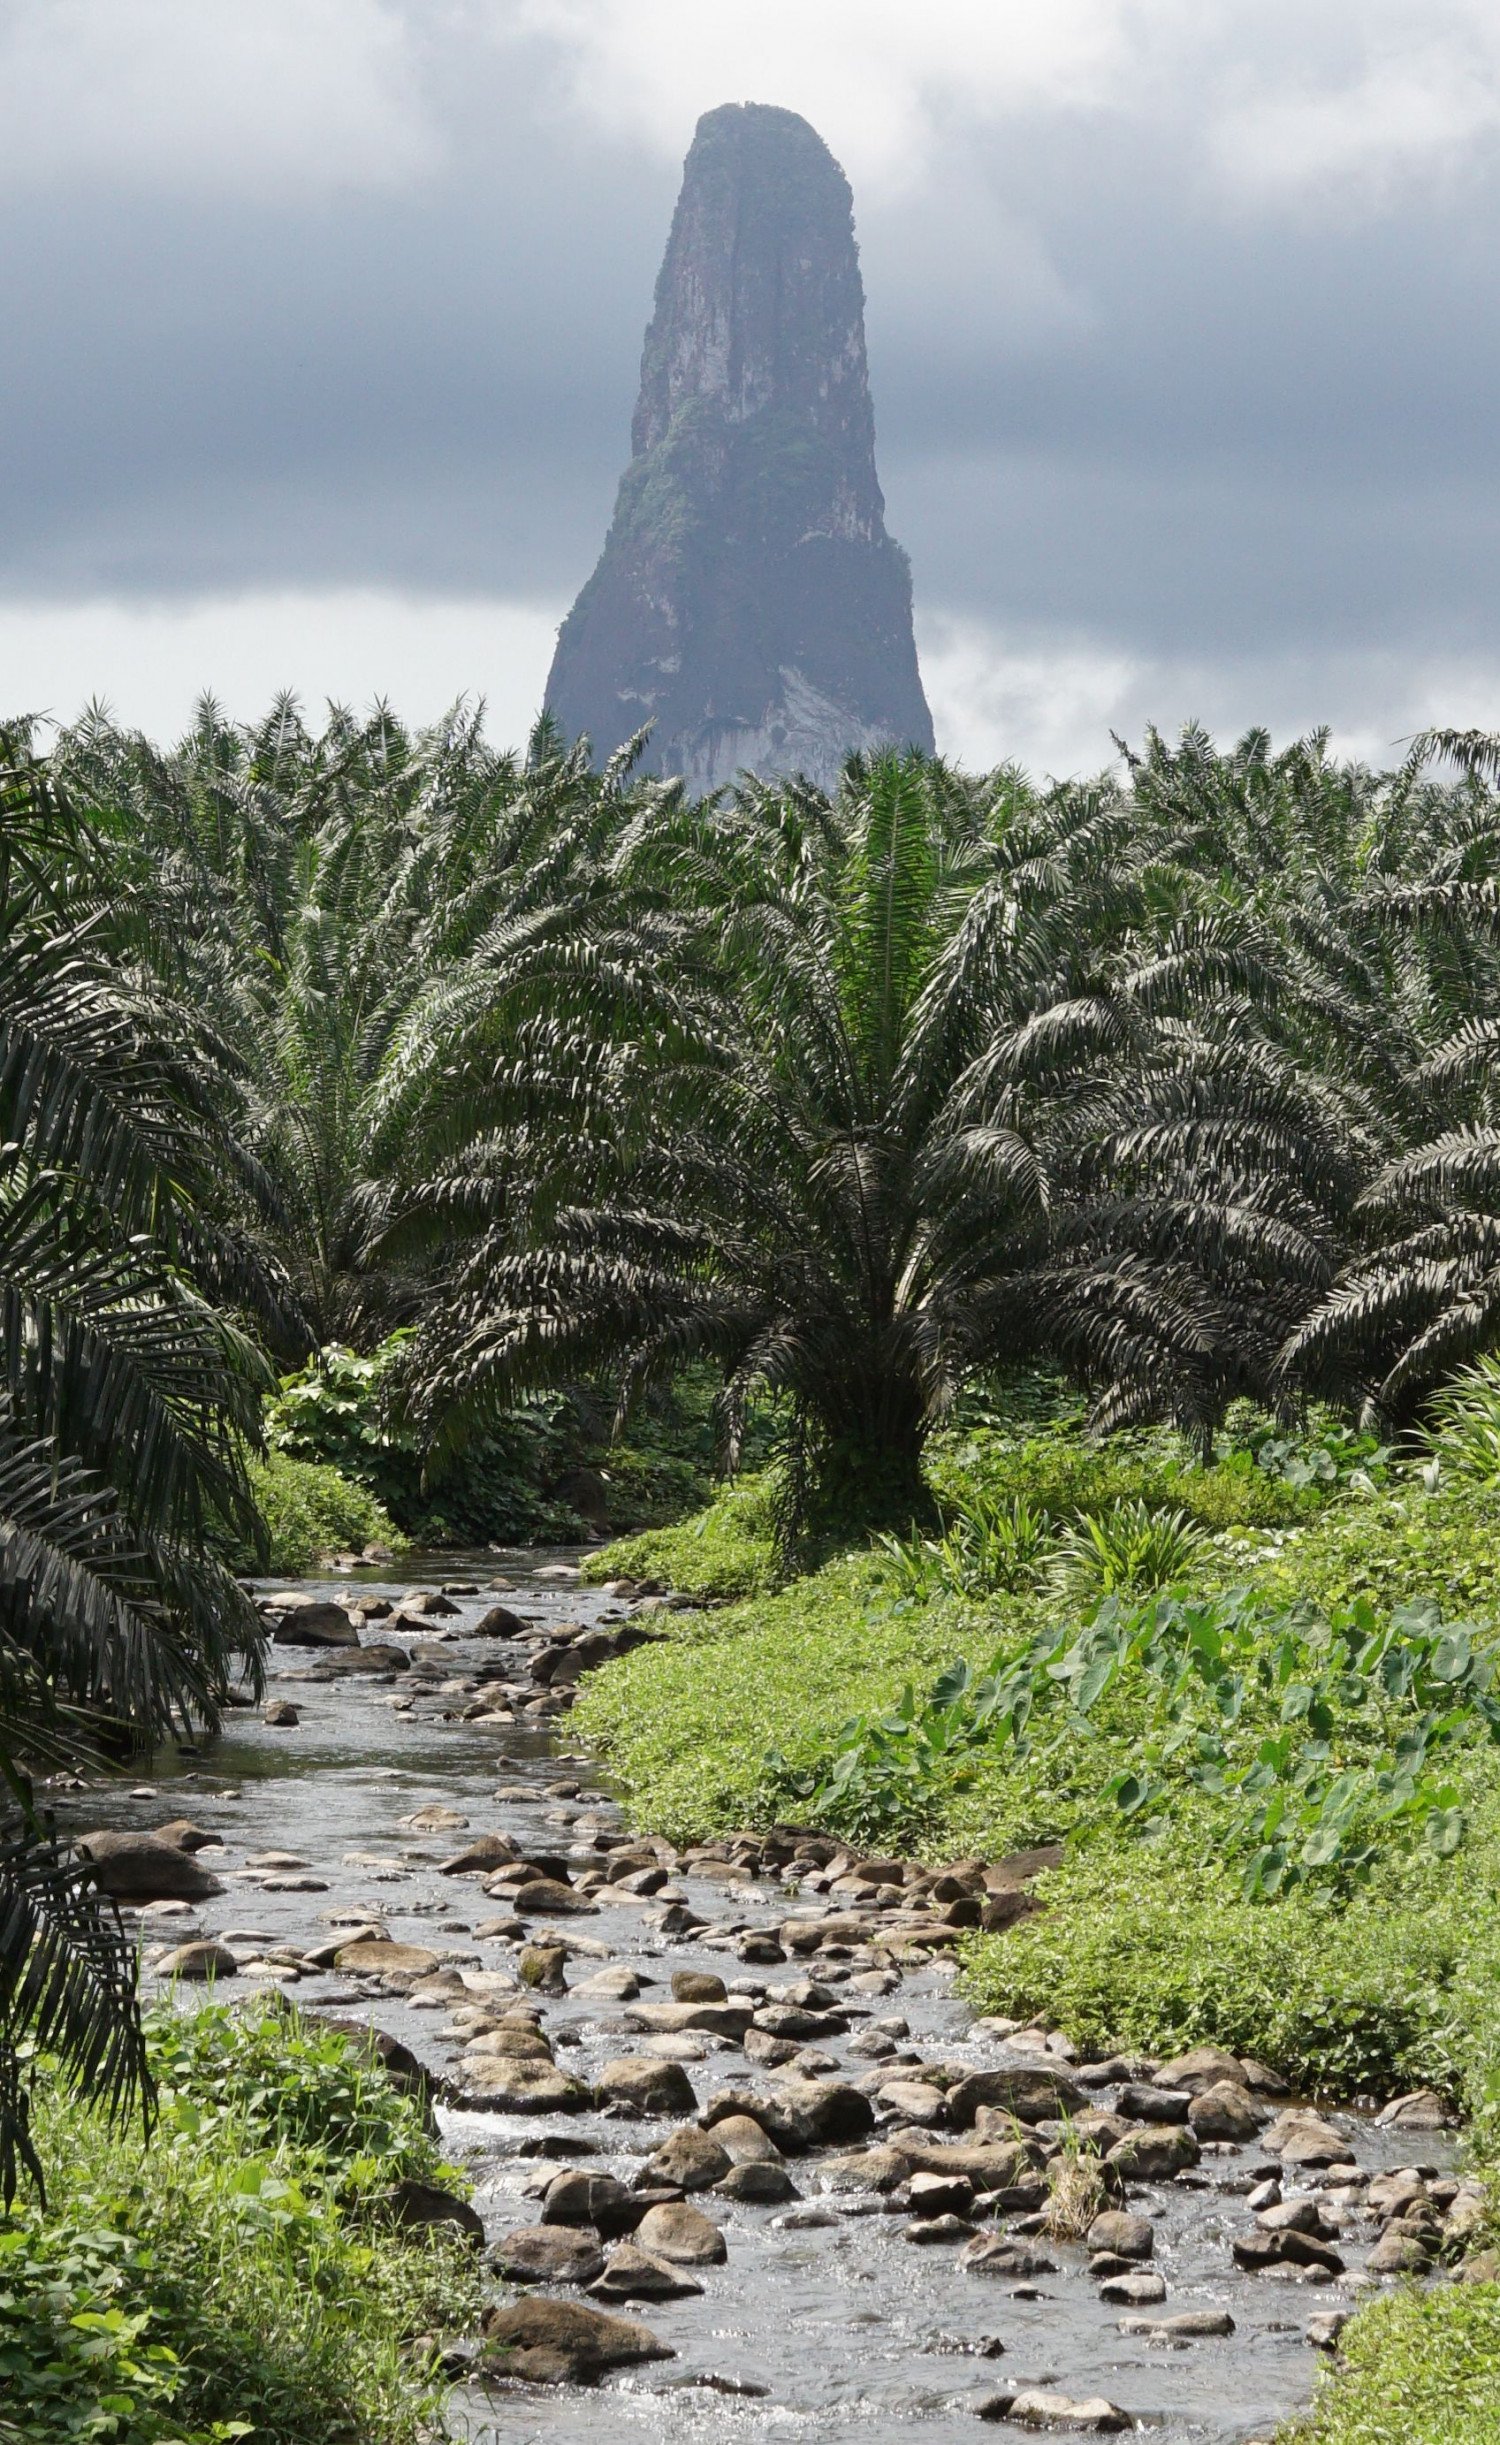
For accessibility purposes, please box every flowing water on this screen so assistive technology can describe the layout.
[52,1555,1456,2443]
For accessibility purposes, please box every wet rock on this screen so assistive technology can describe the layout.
[1233,2228,1345,2277]
[646,2127,733,2192]
[400,1804,469,1830]
[1098,2270,1166,2306]
[1116,2083,1189,2125]
[1262,2110,1354,2169]
[1306,2311,1351,2349]
[596,2056,697,2116]
[399,1590,461,1618]
[153,1819,220,1852]
[766,2076,876,2147]
[743,2028,801,2068]
[1087,2211,1153,2261]
[518,1944,568,1992]
[512,1878,599,1917]
[1376,2087,1455,2130]
[977,2392,1129,2432]
[156,1939,238,1981]
[1154,2045,1249,2094]
[263,1700,300,1727]
[588,2244,703,2302]
[454,2060,591,2113]
[1365,2168,1428,2220]
[309,1641,411,1678]
[635,2201,728,2264]
[463,2024,554,2063]
[672,1969,728,2003]
[490,2225,606,2285]
[1105,2125,1201,2181]
[905,2213,972,2244]
[878,2078,949,2125]
[76,1831,224,1902]
[334,1938,441,1979]
[889,2138,1034,2191]
[473,1603,528,1637]
[713,2160,798,2203]
[1119,2310,1235,2340]
[574,1964,642,2001]
[1188,2081,1266,2142]
[440,1833,520,1875]
[946,2068,1086,2128]
[630,2000,754,2039]
[908,2171,975,2219]
[960,2235,1059,2277]
[267,1601,360,1646]
[542,2170,641,2235]
[709,2111,785,2164]
[382,2179,485,2248]
[1366,2225,1438,2275]
[479,2294,673,2383]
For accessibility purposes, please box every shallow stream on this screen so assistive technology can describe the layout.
[51,1554,1457,2443]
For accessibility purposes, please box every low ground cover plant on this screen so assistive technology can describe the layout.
[0,2006,477,2445]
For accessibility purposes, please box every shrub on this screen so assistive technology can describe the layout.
[243,1451,404,1576]
[1281,2278,1500,2445]
[580,1473,782,1597]
[962,1829,1480,2101]
[0,2006,478,2445]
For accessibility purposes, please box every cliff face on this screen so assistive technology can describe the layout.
[545,103,934,794]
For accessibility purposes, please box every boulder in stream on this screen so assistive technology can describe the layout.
[479,2295,673,2383]
[77,1831,225,1902]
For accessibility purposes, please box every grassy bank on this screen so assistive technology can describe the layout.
[576,1404,1500,2443]
[1,2004,479,2445]
[575,1412,1500,2105]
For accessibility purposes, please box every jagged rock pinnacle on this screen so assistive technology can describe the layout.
[545,102,935,794]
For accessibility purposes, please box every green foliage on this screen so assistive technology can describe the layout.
[962,1832,1476,2101]
[0,723,265,2217]
[143,2004,442,2186]
[1047,1498,1211,1599]
[763,1584,1500,1886]
[0,2007,476,2445]
[0,2216,247,2445]
[266,1338,590,1547]
[1280,2281,1500,2445]
[877,1494,1052,1602]
[243,1451,403,1576]
[581,1473,782,1597]
[266,1335,720,1549]
[1424,1355,1500,1490]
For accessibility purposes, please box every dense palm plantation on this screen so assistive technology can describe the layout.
[0,724,264,2197]
[12,688,1500,2195]
[56,697,650,1358]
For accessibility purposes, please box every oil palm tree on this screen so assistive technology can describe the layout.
[58,696,645,1359]
[0,724,265,2200]
[405,747,1319,1524]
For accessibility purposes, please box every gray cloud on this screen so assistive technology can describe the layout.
[6,1,1500,760]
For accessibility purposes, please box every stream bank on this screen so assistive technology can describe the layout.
[51,1556,1474,2443]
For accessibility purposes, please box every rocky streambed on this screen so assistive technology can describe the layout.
[49,1555,1479,2442]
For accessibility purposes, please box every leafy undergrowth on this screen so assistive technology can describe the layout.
[581,1411,1343,1600]
[0,2003,479,2445]
[266,1339,749,1549]
[1282,2282,1500,2445]
[576,1400,1500,2120]
[580,1472,783,1597]
[244,1450,407,1575]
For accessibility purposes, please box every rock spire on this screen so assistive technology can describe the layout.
[545,102,934,794]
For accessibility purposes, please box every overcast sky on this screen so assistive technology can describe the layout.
[6,0,1500,775]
